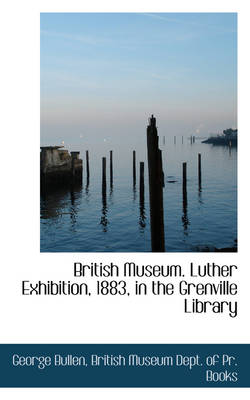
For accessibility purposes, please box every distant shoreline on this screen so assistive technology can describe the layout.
[202,137,237,146]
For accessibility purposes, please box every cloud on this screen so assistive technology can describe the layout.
[142,13,189,25]
[141,13,236,35]
[40,29,109,46]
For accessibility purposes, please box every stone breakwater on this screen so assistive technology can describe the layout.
[40,146,82,188]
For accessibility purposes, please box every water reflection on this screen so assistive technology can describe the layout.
[85,178,90,203]
[70,189,77,228]
[139,198,146,230]
[109,184,114,203]
[109,159,114,206]
[110,150,113,189]
[182,185,189,234]
[198,174,202,204]
[198,180,202,192]
[40,183,82,221]
[41,141,237,252]
[100,182,108,232]
[198,185,203,205]
[133,183,137,202]
[86,176,90,189]
[110,157,113,198]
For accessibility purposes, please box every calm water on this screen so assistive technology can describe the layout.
[40,138,237,252]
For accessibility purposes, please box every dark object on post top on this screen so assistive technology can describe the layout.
[149,114,156,127]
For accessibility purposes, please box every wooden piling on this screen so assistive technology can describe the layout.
[101,158,107,231]
[198,153,201,188]
[182,162,188,230]
[102,157,106,196]
[182,191,188,231]
[133,150,136,186]
[147,115,165,252]
[163,136,165,145]
[182,136,183,144]
[140,162,144,202]
[174,136,176,144]
[183,162,187,195]
[159,149,164,188]
[139,162,146,228]
[110,150,113,187]
[86,150,90,182]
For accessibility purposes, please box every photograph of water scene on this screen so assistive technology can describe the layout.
[40,12,237,253]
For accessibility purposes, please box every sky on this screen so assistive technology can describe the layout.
[40,13,237,148]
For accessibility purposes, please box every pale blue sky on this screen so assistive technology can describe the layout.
[40,13,237,147]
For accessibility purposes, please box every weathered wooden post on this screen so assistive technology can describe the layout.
[193,136,195,143]
[182,136,184,144]
[182,162,188,231]
[140,162,144,202]
[198,153,201,188]
[101,157,108,231]
[139,161,146,229]
[86,150,90,184]
[133,150,136,186]
[159,149,164,188]
[183,162,187,197]
[102,157,106,197]
[163,136,165,145]
[110,150,113,188]
[147,114,165,252]
[174,136,176,144]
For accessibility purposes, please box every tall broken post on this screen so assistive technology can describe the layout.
[159,149,164,188]
[147,115,165,252]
